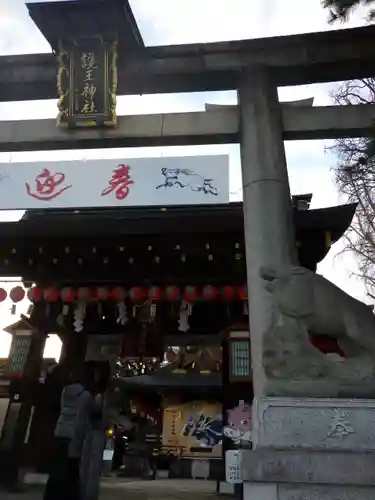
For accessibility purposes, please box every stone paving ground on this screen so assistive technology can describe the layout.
[1,478,223,500]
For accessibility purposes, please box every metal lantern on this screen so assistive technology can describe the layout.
[0,288,7,302]
[10,286,25,303]
[27,286,42,302]
[44,287,59,302]
[221,285,236,301]
[183,285,198,302]
[165,286,180,301]
[201,285,217,301]
[148,286,162,301]
[111,286,126,302]
[60,286,75,303]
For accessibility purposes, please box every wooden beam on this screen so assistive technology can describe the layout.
[0,104,373,152]
[0,25,374,102]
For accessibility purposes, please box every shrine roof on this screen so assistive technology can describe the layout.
[3,317,33,334]
[3,201,355,239]
[27,0,144,53]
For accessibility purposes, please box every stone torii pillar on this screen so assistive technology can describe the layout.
[238,65,375,500]
[238,65,297,397]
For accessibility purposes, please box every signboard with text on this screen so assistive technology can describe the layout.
[0,155,229,210]
[57,37,118,128]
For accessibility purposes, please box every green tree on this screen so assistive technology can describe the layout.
[322,0,375,22]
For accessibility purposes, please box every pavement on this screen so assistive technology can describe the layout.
[1,478,223,500]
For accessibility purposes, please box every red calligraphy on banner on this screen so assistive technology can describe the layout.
[25,168,72,201]
[101,164,134,200]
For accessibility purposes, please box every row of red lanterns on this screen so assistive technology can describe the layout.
[0,285,248,304]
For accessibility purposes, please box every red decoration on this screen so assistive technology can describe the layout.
[128,287,144,302]
[77,287,91,301]
[44,287,59,302]
[238,285,248,301]
[111,286,126,302]
[201,285,217,300]
[221,286,236,301]
[25,168,72,201]
[93,286,109,301]
[27,286,42,302]
[101,164,134,201]
[0,288,7,302]
[10,286,25,303]
[165,286,180,301]
[309,333,346,358]
[148,286,162,301]
[60,287,75,303]
[183,285,198,302]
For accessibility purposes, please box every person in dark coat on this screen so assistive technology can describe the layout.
[43,365,94,500]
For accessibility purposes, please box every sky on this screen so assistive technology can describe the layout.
[0,0,371,359]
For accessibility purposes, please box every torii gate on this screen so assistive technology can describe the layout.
[1,0,375,497]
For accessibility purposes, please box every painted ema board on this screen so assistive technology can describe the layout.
[0,155,229,210]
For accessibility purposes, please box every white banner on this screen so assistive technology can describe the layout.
[0,155,229,210]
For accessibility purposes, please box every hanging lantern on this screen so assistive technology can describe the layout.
[238,285,248,301]
[93,286,109,301]
[165,286,180,301]
[0,288,7,302]
[238,285,249,315]
[221,285,236,301]
[183,285,198,302]
[77,287,91,301]
[201,285,217,301]
[60,287,75,303]
[27,286,42,302]
[44,286,59,302]
[10,286,25,303]
[111,286,126,302]
[128,287,144,302]
[148,286,162,301]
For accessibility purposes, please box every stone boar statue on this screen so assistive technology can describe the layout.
[259,265,375,385]
[260,265,375,354]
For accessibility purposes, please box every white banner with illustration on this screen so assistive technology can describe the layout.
[0,155,229,210]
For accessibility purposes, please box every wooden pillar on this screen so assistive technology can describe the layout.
[59,330,87,369]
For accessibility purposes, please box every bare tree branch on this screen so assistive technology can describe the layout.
[329,78,375,296]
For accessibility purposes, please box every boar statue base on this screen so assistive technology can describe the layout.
[260,265,375,397]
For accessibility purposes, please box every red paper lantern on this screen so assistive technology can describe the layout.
[183,285,198,302]
[0,288,7,302]
[148,286,162,301]
[111,286,126,302]
[27,286,42,302]
[129,287,144,302]
[60,287,75,303]
[165,286,180,301]
[93,286,109,301]
[238,285,248,301]
[44,286,59,302]
[10,286,25,303]
[77,287,91,301]
[201,285,217,300]
[221,285,236,301]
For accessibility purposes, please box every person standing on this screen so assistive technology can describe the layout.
[43,365,94,500]
[80,393,106,500]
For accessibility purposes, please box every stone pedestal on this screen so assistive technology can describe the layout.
[242,397,375,499]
